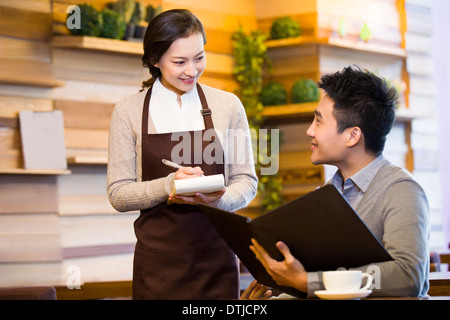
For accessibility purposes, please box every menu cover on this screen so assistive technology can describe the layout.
[199,184,393,297]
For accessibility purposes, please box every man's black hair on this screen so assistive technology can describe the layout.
[318,65,398,156]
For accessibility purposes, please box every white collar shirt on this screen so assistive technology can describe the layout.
[149,78,205,133]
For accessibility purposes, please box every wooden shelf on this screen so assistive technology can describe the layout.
[67,155,108,165]
[51,35,143,55]
[0,168,71,175]
[261,103,316,125]
[0,76,64,88]
[0,58,64,88]
[262,102,317,118]
[262,103,420,125]
[265,36,407,59]
[395,108,423,121]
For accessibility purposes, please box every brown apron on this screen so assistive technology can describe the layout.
[132,83,239,300]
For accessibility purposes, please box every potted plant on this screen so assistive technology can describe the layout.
[100,8,126,39]
[146,4,162,24]
[68,3,103,37]
[131,1,147,39]
[111,0,136,39]
[291,78,319,103]
[360,21,372,42]
[260,81,287,106]
[270,16,301,40]
[232,27,284,212]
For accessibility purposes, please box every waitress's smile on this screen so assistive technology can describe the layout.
[180,77,196,84]
[155,33,206,100]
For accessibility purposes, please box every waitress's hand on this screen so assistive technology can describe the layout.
[175,166,204,179]
[170,188,226,206]
[168,166,225,205]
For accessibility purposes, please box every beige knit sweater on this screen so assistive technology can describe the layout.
[107,83,258,213]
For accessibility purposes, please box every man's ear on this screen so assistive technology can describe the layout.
[346,127,362,148]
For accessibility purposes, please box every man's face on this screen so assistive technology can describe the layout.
[306,94,350,167]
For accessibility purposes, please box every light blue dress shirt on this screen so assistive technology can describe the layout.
[330,154,386,210]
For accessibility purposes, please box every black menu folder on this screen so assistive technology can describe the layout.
[199,184,393,297]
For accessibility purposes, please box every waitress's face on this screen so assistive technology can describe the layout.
[155,32,206,97]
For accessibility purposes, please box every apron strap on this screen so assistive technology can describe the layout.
[196,83,214,130]
[141,85,153,136]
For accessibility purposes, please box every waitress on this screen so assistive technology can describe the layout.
[107,9,257,299]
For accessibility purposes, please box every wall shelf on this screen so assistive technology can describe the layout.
[262,102,317,117]
[262,103,420,125]
[67,156,108,165]
[265,35,407,59]
[262,102,316,125]
[0,76,65,88]
[0,168,71,175]
[395,108,422,121]
[51,35,143,55]
[0,58,64,88]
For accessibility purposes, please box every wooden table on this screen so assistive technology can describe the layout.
[428,271,450,296]
[55,280,132,300]
[53,271,450,300]
[367,296,450,300]
[439,251,450,265]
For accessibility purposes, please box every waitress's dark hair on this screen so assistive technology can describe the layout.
[141,9,206,89]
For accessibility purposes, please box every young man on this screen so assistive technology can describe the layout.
[243,66,430,299]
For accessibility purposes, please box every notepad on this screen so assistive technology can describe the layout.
[173,174,225,196]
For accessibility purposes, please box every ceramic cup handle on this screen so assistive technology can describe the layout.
[360,273,373,291]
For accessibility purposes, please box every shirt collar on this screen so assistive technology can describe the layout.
[331,154,386,193]
[153,77,198,103]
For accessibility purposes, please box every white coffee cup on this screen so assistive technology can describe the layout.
[323,270,373,293]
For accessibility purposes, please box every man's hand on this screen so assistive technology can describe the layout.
[240,280,272,300]
[250,239,308,292]
[169,188,226,205]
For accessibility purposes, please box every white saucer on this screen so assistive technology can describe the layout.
[314,289,372,300]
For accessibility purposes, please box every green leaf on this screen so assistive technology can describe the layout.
[360,22,372,42]
[232,27,284,213]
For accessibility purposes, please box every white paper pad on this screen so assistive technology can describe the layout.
[173,174,225,196]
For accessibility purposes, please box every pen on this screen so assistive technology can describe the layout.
[162,159,183,170]
[162,159,204,176]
